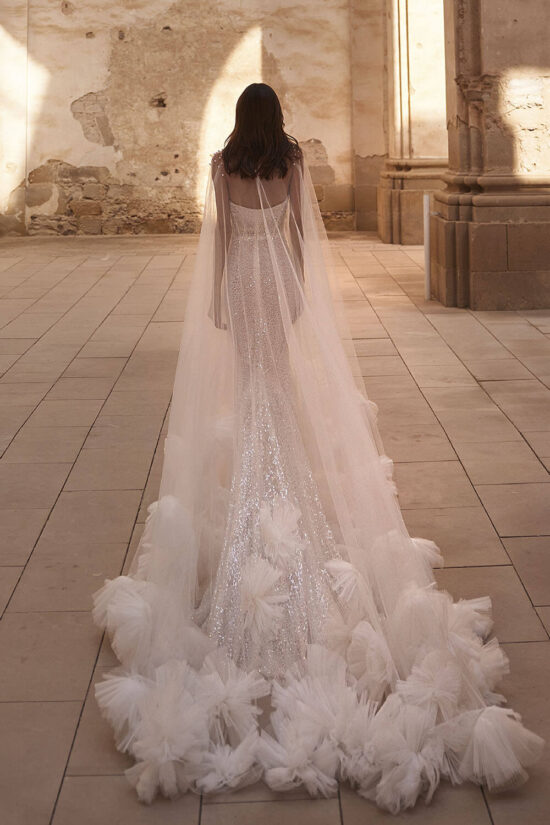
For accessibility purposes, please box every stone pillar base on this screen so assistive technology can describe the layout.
[377,158,447,244]
[430,175,550,310]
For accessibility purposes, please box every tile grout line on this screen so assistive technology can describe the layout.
[39,252,180,825]
[0,252,164,618]
[48,259,184,819]
[353,265,549,643]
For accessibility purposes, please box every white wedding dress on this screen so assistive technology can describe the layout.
[92,151,543,812]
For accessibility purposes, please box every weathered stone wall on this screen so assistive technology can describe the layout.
[0,0,449,237]
[350,0,387,231]
[1,0,359,236]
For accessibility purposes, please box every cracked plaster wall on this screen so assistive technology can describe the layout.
[1,0,368,236]
[0,0,454,237]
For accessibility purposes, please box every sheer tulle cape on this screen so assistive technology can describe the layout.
[92,154,543,810]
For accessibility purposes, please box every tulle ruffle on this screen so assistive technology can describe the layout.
[92,510,543,813]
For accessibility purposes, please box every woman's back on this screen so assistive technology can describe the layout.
[212,149,301,211]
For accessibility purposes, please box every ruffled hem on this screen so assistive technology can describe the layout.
[92,567,544,813]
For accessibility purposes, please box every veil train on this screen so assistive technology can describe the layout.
[92,153,543,812]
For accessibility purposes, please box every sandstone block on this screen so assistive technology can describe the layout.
[319,184,354,212]
[143,218,174,234]
[82,183,106,199]
[508,223,550,271]
[78,216,102,234]
[71,200,102,217]
[470,270,550,311]
[60,165,111,184]
[28,163,58,184]
[469,223,508,272]
[25,183,53,208]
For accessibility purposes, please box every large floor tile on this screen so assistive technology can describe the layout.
[63,356,127,378]
[463,359,533,381]
[2,425,89,463]
[340,781,491,824]
[524,431,550,460]
[137,446,163,521]
[376,396,455,462]
[46,376,116,400]
[0,701,81,825]
[357,355,409,377]
[0,381,52,406]
[394,461,478,509]
[7,540,127,612]
[52,775,200,825]
[423,385,495,411]
[503,537,550,605]
[85,414,162,450]
[41,490,141,545]
[454,441,549,484]
[100,390,169,418]
[0,611,99,700]
[353,338,395,357]
[482,380,550,432]
[536,606,550,633]
[363,373,419,399]
[0,508,49,565]
[201,797,340,825]
[0,565,21,613]
[408,363,477,387]
[476,483,550,536]
[202,781,310,805]
[27,398,103,427]
[0,461,71,508]
[402,506,508,566]
[0,403,35,450]
[67,665,132,776]
[434,566,547,642]
[486,642,550,825]
[0,312,62,338]
[435,408,522,443]
[65,447,154,491]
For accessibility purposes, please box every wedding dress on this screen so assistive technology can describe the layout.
[92,151,543,812]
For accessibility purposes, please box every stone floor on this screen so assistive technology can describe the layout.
[0,232,548,825]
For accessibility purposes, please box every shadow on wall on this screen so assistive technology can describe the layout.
[0,1,351,237]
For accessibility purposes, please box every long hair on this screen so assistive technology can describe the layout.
[222,83,301,179]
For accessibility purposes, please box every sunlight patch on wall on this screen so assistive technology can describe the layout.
[196,25,262,205]
[0,25,50,210]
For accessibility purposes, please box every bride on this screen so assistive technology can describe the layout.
[92,83,543,813]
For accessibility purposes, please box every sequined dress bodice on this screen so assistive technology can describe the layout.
[228,196,289,239]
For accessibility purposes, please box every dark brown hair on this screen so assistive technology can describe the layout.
[222,83,301,179]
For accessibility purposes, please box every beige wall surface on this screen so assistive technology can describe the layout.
[0,0,447,235]
[1,0,360,234]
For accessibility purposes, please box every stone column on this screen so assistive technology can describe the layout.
[431,0,550,309]
[377,0,448,244]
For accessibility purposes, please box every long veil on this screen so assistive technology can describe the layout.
[92,153,543,812]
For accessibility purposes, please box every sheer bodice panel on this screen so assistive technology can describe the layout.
[205,196,343,676]
[224,167,292,210]
[229,196,288,237]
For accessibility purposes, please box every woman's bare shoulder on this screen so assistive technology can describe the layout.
[210,150,227,179]
[211,149,224,166]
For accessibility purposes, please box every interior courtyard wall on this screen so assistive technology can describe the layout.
[1,0,360,236]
